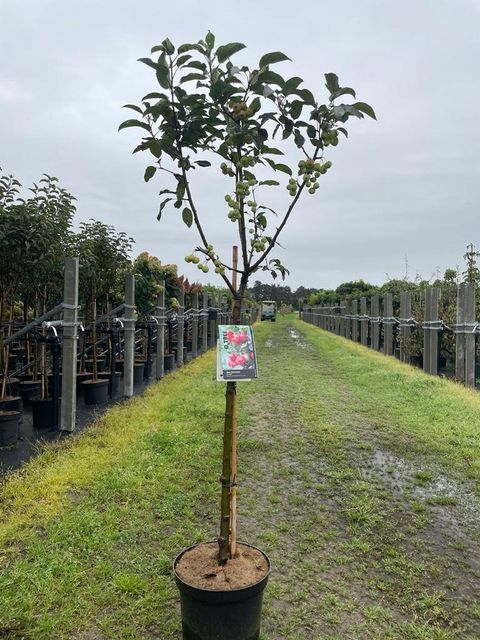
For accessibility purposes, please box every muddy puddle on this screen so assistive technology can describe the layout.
[363,446,480,539]
[288,327,311,350]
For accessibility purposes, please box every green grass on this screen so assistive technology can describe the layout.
[0,315,479,639]
[0,354,223,639]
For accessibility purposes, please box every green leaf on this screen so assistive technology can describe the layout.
[205,31,215,50]
[216,42,246,64]
[258,70,284,86]
[156,53,170,90]
[289,100,303,120]
[257,213,267,228]
[274,163,292,176]
[180,73,206,83]
[142,92,167,101]
[330,87,356,100]
[178,42,203,54]
[175,180,185,208]
[250,97,261,114]
[157,198,173,220]
[138,57,156,70]
[325,73,340,94]
[263,146,284,155]
[210,80,227,100]
[194,160,211,167]
[182,207,193,227]
[144,166,157,182]
[175,54,192,67]
[162,38,175,55]
[122,104,143,115]
[337,127,349,138]
[185,61,207,71]
[296,89,316,106]
[284,76,303,94]
[353,102,377,120]
[259,180,280,186]
[118,119,150,132]
[294,130,305,148]
[259,51,291,68]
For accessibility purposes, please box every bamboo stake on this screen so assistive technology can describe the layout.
[229,381,238,558]
[218,380,235,564]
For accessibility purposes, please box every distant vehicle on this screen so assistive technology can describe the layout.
[261,300,277,322]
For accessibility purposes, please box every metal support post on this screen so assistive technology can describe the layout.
[155,282,165,380]
[177,287,185,367]
[192,292,199,359]
[123,274,136,397]
[60,257,79,432]
[202,291,209,353]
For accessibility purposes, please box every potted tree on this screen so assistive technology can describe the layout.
[76,220,133,405]
[0,171,52,443]
[121,32,374,639]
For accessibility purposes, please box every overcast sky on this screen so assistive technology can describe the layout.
[1,0,479,290]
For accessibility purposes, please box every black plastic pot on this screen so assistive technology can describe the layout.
[81,378,109,405]
[18,380,41,405]
[144,356,155,380]
[98,371,121,397]
[134,361,146,384]
[164,353,175,372]
[76,372,93,393]
[0,395,23,412]
[31,397,55,430]
[174,543,270,640]
[0,410,21,447]
[410,355,423,368]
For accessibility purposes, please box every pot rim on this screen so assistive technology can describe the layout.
[81,378,109,386]
[173,541,271,593]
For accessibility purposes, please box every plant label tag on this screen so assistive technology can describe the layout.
[217,325,258,381]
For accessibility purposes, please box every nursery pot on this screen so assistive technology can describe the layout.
[81,378,109,405]
[410,355,423,368]
[164,353,175,372]
[98,371,121,397]
[76,372,93,393]
[18,380,41,405]
[0,395,23,412]
[134,361,146,384]
[174,542,270,640]
[0,410,21,447]
[145,356,155,380]
[31,397,56,430]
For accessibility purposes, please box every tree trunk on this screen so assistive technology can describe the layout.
[218,290,243,564]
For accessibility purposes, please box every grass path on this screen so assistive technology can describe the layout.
[0,316,479,639]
